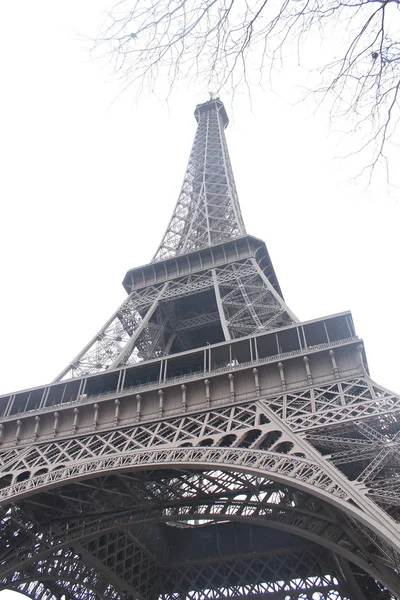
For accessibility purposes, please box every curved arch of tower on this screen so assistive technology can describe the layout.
[1,99,399,600]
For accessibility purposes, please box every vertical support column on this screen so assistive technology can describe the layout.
[228,374,235,400]
[297,326,303,350]
[282,394,287,420]
[53,412,60,435]
[117,370,123,393]
[80,378,88,398]
[204,379,211,407]
[303,357,315,413]
[159,360,164,384]
[329,350,339,379]
[15,420,22,443]
[120,369,126,393]
[114,399,120,424]
[303,356,313,385]
[76,378,85,400]
[158,390,164,417]
[136,395,142,422]
[34,416,41,440]
[253,368,260,397]
[93,404,99,428]
[73,408,79,433]
[163,360,168,384]
[302,326,307,349]
[181,385,187,412]
[278,363,286,391]
[310,388,316,413]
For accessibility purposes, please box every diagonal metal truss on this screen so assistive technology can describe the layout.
[5,549,121,600]
[56,257,296,380]
[159,552,354,600]
[1,377,400,598]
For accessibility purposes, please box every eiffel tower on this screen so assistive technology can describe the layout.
[1,98,400,600]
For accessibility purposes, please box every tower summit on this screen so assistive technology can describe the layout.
[1,100,400,600]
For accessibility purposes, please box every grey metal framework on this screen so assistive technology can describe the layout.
[0,98,399,600]
[154,99,245,260]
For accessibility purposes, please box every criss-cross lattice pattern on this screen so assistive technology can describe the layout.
[159,553,352,600]
[4,549,121,600]
[153,99,246,262]
[4,547,359,600]
[56,258,294,380]
[1,378,400,519]
[0,465,397,599]
[1,377,400,599]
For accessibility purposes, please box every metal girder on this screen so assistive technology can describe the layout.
[56,257,296,380]
[1,386,400,598]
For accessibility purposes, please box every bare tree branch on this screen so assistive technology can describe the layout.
[93,0,400,180]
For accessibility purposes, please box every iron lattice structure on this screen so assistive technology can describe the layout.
[153,100,246,260]
[0,98,400,600]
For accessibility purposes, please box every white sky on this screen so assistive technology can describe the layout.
[0,2,399,596]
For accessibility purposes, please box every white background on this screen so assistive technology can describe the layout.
[0,2,399,597]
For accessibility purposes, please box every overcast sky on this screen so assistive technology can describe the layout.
[0,2,399,595]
